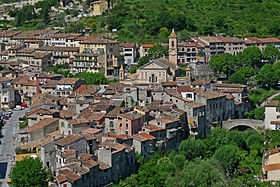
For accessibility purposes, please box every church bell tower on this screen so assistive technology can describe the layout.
[169,29,178,65]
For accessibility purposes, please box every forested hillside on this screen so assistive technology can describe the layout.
[96,0,280,42]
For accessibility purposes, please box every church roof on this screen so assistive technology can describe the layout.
[139,58,178,71]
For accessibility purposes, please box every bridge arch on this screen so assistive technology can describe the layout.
[222,119,264,131]
[228,124,258,131]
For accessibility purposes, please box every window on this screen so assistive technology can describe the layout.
[126,124,128,129]
[110,121,114,127]
[68,124,71,128]
[61,122,65,127]
[171,41,174,47]
[120,123,122,127]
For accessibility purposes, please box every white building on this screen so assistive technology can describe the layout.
[120,43,137,65]
[264,100,280,130]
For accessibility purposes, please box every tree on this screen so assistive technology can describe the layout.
[225,131,247,150]
[236,46,262,68]
[248,106,265,120]
[246,133,264,150]
[203,127,227,156]
[11,158,49,186]
[262,45,280,64]
[158,27,170,42]
[165,159,227,187]
[179,139,206,161]
[228,67,256,85]
[256,63,279,88]
[178,29,190,41]
[73,72,110,85]
[148,44,168,59]
[36,22,46,30]
[209,53,235,76]
[213,145,241,176]
[137,56,149,68]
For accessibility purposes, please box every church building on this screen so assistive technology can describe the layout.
[135,30,180,84]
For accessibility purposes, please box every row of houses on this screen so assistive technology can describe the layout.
[2,29,280,71]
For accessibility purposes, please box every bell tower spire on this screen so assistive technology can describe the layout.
[169,29,178,65]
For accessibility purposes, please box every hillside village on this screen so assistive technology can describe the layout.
[0,0,280,185]
[0,26,279,186]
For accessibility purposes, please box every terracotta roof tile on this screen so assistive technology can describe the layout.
[58,78,80,85]
[264,163,280,172]
[133,133,155,142]
[26,118,59,133]
[197,91,226,99]
[192,79,211,86]
[55,134,84,147]
[266,100,280,107]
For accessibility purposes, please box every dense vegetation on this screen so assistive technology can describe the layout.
[72,72,119,85]
[91,0,280,42]
[11,158,51,186]
[210,45,280,89]
[49,64,119,85]
[118,128,280,186]
[5,0,280,42]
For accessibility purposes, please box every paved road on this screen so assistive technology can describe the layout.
[0,109,28,187]
[260,91,280,106]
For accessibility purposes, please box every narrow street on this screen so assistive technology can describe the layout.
[0,109,28,187]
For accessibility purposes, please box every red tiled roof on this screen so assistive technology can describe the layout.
[162,81,177,87]
[264,163,280,172]
[58,78,80,85]
[267,147,280,156]
[55,134,84,147]
[81,128,102,134]
[142,44,156,48]
[26,118,59,133]
[121,43,136,48]
[61,149,76,158]
[192,79,211,86]
[177,85,193,93]
[56,175,67,184]
[271,121,280,124]
[24,40,41,43]
[143,124,165,132]
[134,133,154,140]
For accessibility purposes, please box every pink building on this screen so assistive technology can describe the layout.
[117,112,144,136]
[36,72,63,94]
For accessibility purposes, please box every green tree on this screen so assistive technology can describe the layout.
[179,139,206,161]
[236,46,262,68]
[246,133,264,148]
[213,145,241,176]
[262,44,280,64]
[228,67,256,85]
[209,53,235,76]
[158,27,170,42]
[256,63,279,88]
[248,106,265,120]
[11,158,49,187]
[73,72,110,85]
[225,131,247,150]
[165,159,227,187]
[203,127,227,156]
[137,56,149,68]
[178,29,190,41]
[148,44,168,59]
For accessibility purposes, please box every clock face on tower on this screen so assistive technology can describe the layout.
[170,50,176,56]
